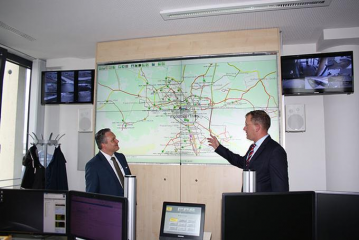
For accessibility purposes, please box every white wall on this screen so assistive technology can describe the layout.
[43,58,95,191]
[284,96,327,191]
[282,44,359,192]
[282,44,327,191]
[322,45,359,192]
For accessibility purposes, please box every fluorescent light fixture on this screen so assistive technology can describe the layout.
[160,0,332,20]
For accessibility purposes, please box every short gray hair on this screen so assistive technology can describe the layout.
[95,128,111,149]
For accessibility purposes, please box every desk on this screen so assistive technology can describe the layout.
[10,235,66,240]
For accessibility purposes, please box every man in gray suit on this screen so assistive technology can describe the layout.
[207,110,289,192]
[85,128,131,196]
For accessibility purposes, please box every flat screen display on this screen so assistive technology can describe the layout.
[316,191,359,240]
[68,191,127,240]
[0,189,68,235]
[159,201,205,240]
[44,71,58,103]
[281,51,353,95]
[96,53,281,164]
[42,69,94,104]
[61,71,75,103]
[222,191,315,240]
[78,70,94,102]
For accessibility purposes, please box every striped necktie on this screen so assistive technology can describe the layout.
[246,144,256,167]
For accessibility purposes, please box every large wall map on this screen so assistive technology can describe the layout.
[96,54,280,164]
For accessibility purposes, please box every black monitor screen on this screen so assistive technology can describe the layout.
[69,191,127,240]
[44,71,58,103]
[222,191,315,240]
[0,189,68,235]
[316,191,359,240]
[281,51,353,95]
[61,71,75,103]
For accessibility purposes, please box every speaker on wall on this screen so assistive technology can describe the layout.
[78,108,93,132]
[285,104,306,132]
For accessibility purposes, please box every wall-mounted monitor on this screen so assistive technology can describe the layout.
[281,51,353,96]
[0,189,68,236]
[41,69,95,104]
[96,53,281,164]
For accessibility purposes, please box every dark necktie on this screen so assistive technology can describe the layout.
[246,144,256,167]
[111,156,124,187]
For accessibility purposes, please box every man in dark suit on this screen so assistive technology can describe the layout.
[85,128,131,196]
[207,110,289,192]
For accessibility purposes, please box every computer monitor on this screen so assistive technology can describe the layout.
[159,201,205,240]
[316,191,359,240]
[0,189,68,235]
[68,191,127,240]
[222,191,315,240]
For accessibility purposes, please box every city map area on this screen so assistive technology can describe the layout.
[96,54,280,164]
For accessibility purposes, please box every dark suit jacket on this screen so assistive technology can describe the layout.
[215,135,289,192]
[85,151,131,196]
[21,145,45,189]
[46,146,68,190]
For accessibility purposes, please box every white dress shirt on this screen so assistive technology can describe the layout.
[100,150,125,182]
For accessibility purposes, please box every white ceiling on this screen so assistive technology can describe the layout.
[0,0,359,60]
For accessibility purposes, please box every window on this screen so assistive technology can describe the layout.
[0,47,32,188]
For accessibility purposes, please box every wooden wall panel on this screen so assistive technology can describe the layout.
[181,165,242,240]
[130,164,242,240]
[96,28,280,64]
[129,164,181,240]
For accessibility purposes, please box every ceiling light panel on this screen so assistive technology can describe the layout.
[160,0,332,20]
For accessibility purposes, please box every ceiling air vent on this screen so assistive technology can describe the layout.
[0,21,36,41]
[160,0,332,20]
